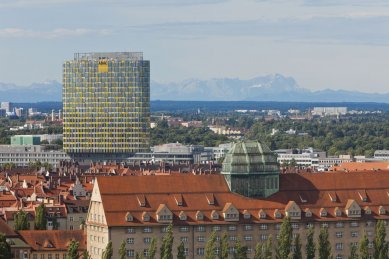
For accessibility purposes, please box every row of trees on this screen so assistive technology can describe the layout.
[92,218,387,259]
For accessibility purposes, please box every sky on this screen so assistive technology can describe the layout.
[0,0,389,93]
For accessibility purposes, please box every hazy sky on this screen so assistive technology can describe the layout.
[0,0,389,93]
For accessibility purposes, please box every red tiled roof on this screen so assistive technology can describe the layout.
[331,162,389,171]
[94,172,389,227]
[18,230,86,251]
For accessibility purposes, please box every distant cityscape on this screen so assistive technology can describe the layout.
[0,52,388,259]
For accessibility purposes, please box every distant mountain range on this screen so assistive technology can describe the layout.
[1,74,389,103]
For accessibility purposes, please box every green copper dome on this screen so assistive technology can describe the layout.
[221,140,280,198]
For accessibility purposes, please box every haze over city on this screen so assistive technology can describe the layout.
[1,0,389,95]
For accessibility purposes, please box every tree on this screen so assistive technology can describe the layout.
[102,241,113,259]
[233,238,248,259]
[177,241,185,259]
[0,233,11,259]
[119,240,126,259]
[318,227,332,259]
[66,240,79,259]
[82,250,91,259]
[160,224,174,259]
[205,231,217,259]
[147,238,157,259]
[374,220,388,259]
[293,234,302,259]
[14,210,29,230]
[254,243,263,259]
[219,232,229,259]
[34,204,47,230]
[359,233,369,259]
[276,217,292,259]
[306,226,316,259]
[348,244,357,259]
[263,235,273,259]
[136,252,143,259]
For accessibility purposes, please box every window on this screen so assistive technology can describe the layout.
[127,250,135,257]
[244,235,253,241]
[335,255,343,259]
[197,248,205,255]
[292,223,299,229]
[336,243,343,250]
[197,236,206,242]
[69,216,74,222]
[212,225,221,232]
[180,226,189,232]
[229,236,237,241]
[351,232,359,238]
[336,232,343,238]
[350,222,359,227]
[228,225,237,231]
[260,224,268,230]
[197,226,205,232]
[181,237,188,243]
[70,225,74,230]
[143,227,152,233]
[275,224,281,230]
[244,225,253,231]
[48,255,52,259]
[321,223,329,228]
[55,255,59,259]
[336,222,344,228]
[184,248,189,256]
[144,237,152,244]
[127,238,134,244]
[161,226,169,233]
[33,255,37,259]
[260,234,268,241]
[127,228,135,234]
[306,223,313,229]
[143,249,149,257]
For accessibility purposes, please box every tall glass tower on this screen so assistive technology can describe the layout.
[63,52,150,160]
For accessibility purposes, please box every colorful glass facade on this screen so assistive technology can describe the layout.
[63,52,150,159]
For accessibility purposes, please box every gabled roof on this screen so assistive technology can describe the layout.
[94,171,389,227]
[18,230,86,251]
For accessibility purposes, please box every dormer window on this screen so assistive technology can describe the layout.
[243,210,251,219]
[365,206,371,215]
[206,193,215,205]
[274,209,281,219]
[379,206,386,215]
[334,207,342,217]
[320,208,327,217]
[179,211,187,221]
[328,192,337,202]
[305,209,312,218]
[259,210,267,219]
[142,212,150,222]
[211,210,219,220]
[196,211,204,221]
[137,195,146,207]
[358,190,368,202]
[174,194,183,206]
[125,212,133,222]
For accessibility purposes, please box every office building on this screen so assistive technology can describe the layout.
[0,145,70,168]
[63,52,150,161]
[1,102,13,113]
[87,140,389,259]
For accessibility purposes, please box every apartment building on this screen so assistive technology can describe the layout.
[86,140,389,259]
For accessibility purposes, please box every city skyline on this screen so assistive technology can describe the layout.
[0,0,389,94]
